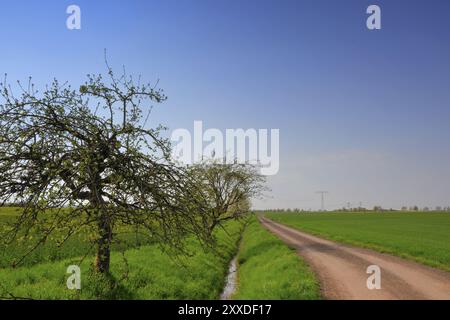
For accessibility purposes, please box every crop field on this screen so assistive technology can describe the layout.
[266,211,450,272]
[0,208,157,269]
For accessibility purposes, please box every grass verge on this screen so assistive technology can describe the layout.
[233,216,320,299]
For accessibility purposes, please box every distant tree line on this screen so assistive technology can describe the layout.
[257,206,450,213]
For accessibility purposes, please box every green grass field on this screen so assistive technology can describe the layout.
[266,211,450,272]
[0,207,244,299]
[233,217,320,299]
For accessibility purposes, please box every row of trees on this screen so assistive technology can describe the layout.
[400,206,450,212]
[0,65,265,273]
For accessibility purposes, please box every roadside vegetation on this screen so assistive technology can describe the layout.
[233,216,320,300]
[0,209,243,300]
[267,211,450,272]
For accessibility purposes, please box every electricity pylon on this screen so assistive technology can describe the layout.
[316,191,328,211]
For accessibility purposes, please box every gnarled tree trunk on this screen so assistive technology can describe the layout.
[95,210,112,273]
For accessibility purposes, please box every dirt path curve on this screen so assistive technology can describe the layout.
[259,217,450,300]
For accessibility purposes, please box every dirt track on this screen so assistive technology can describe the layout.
[259,217,450,300]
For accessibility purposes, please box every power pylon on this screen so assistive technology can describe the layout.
[316,191,328,211]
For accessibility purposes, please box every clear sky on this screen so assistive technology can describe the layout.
[1,0,449,210]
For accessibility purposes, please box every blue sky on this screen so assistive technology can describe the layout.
[1,0,449,209]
